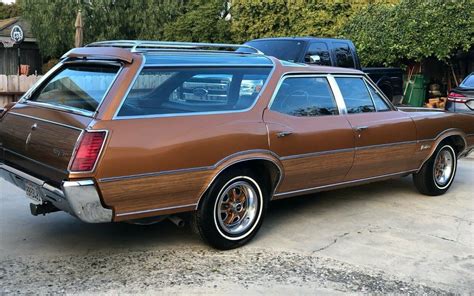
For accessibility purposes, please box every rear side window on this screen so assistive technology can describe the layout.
[305,42,332,66]
[117,67,271,117]
[367,83,391,111]
[244,40,306,62]
[336,77,375,113]
[333,42,355,68]
[29,65,119,113]
[270,76,338,117]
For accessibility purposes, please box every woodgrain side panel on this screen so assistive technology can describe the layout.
[276,150,354,193]
[99,150,283,221]
[344,143,418,180]
[99,169,211,221]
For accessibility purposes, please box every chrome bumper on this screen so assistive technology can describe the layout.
[0,163,112,223]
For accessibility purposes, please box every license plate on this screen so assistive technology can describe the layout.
[25,182,43,204]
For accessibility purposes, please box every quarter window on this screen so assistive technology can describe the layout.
[333,42,355,68]
[367,83,391,111]
[117,67,271,117]
[270,77,338,117]
[335,77,375,113]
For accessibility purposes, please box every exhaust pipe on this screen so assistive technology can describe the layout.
[30,203,59,216]
[168,215,185,228]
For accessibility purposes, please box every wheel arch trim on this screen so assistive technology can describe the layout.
[417,129,467,173]
[195,152,284,210]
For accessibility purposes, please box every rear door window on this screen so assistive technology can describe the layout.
[333,42,355,68]
[335,77,375,113]
[117,67,271,117]
[29,65,120,114]
[270,76,338,117]
[305,42,332,66]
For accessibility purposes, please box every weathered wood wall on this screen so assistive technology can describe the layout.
[0,42,42,76]
[0,74,43,107]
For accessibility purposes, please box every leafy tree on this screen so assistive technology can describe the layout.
[229,0,394,43]
[162,0,231,43]
[343,0,474,66]
[20,0,185,59]
[230,0,291,43]
[20,0,78,59]
[0,2,21,19]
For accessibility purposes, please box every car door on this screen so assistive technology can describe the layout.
[264,75,355,196]
[334,76,418,181]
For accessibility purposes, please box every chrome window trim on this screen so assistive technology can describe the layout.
[362,78,378,110]
[112,59,276,120]
[327,74,347,114]
[111,55,147,119]
[267,74,345,116]
[331,74,397,113]
[362,75,397,111]
[24,101,96,117]
[332,74,377,114]
[6,112,83,131]
[21,60,124,118]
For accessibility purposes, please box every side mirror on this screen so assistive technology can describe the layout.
[307,54,321,64]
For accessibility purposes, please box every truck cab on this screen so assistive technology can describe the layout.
[244,37,403,102]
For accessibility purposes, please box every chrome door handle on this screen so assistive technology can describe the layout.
[355,126,369,132]
[277,131,293,138]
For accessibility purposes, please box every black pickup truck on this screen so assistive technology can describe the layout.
[243,37,403,102]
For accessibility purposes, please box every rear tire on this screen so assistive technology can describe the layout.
[413,144,457,196]
[192,168,269,250]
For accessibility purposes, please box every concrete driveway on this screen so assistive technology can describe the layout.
[1,159,473,295]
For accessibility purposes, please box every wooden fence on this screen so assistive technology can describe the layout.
[0,75,43,107]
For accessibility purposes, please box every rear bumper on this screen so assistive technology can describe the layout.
[0,163,112,223]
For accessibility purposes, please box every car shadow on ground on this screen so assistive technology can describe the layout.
[2,175,422,256]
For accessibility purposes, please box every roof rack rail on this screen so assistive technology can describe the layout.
[85,40,263,55]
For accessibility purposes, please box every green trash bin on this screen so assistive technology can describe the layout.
[403,74,426,107]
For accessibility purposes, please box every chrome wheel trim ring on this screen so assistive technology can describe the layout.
[213,176,263,241]
[433,145,456,190]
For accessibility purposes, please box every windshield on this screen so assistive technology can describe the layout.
[28,64,120,114]
[244,40,306,62]
[460,74,474,88]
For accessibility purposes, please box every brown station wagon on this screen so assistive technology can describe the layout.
[1,41,474,249]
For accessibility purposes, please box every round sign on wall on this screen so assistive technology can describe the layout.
[10,25,24,44]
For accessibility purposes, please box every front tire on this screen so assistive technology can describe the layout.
[413,144,457,196]
[193,169,268,250]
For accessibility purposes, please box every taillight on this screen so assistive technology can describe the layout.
[447,92,467,103]
[70,131,107,172]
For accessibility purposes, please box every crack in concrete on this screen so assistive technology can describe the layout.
[313,232,350,253]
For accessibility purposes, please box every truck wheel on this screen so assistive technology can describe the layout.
[413,144,457,196]
[193,168,268,250]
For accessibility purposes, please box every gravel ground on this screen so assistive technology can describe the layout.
[0,248,453,295]
[1,159,473,295]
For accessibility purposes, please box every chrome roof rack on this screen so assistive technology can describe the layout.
[85,40,263,55]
